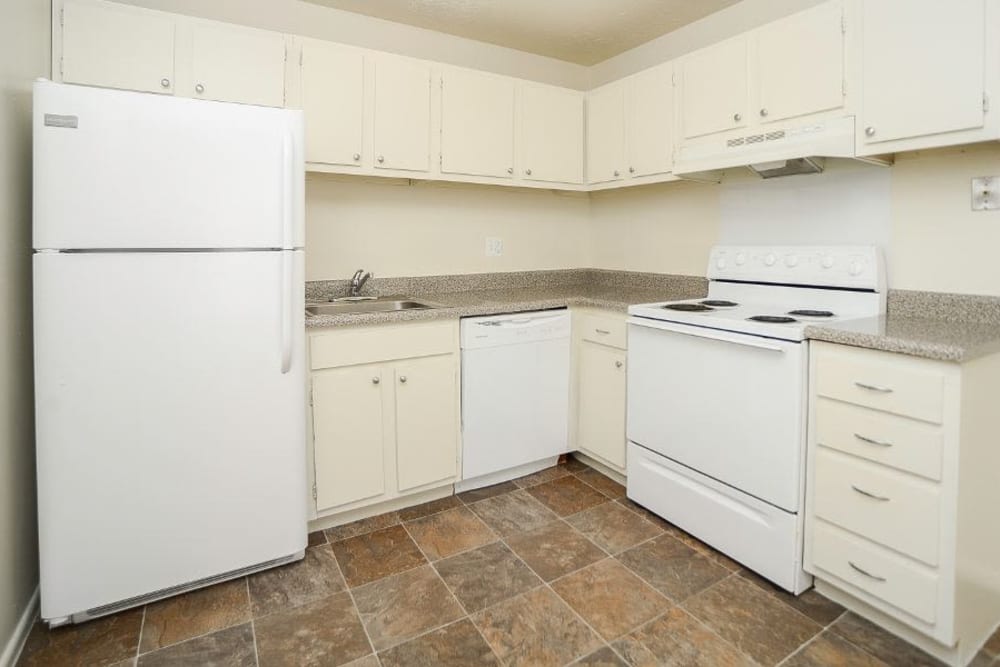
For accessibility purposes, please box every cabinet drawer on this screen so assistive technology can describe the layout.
[311,321,456,369]
[812,520,939,625]
[578,313,627,349]
[813,448,941,566]
[815,398,944,481]
[815,344,945,423]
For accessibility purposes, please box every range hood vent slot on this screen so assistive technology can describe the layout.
[747,157,825,178]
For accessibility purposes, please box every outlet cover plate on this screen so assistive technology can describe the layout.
[486,237,503,256]
[972,176,1000,211]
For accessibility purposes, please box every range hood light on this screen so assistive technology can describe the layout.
[747,157,825,179]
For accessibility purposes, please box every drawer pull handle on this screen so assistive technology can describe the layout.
[849,561,887,582]
[595,328,611,335]
[854,433,893,448]
[852,485,890,502]
[855,381,893,393]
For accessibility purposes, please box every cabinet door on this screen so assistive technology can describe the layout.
[680,37,749,139]
[861,0,985,146]
[577,343,627,469]
[62,1,176,95]
[520,84,585,184]
[586,82,625,184]
[441,69,515,178]
[627,64,673,178]
[373,57,432,172]
[312,365,386,510]
[394,355,458,492]
[188,21,286,107]
[300,40,364,167]
[757,2,845,124]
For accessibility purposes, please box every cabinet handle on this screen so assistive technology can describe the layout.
[629,167,635,174]
[613,170,620,177]
[507,167,513,174]
[854,433,893,448]
[848,561,887,582]
[195,83,205,94]
[525,168,532,176]
[377,155,385,164]
[399,375,407,384]
[851,485,890,502]
[854,381,893,393]
[160,78,171,89]
[733,112,742,122]
[865,126,876,137]
[595,328,611,335]
[353,153,361,161]
[759,108,769,117]
[372,377,380,385]
[615,361,624,368]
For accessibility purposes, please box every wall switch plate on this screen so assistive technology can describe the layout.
[486,237,503,257]
[972,176,1000,211]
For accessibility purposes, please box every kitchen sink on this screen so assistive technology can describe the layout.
[305,297,443,316]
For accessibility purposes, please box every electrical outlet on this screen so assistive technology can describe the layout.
[486,237,503,257]
[972,176,1000,211]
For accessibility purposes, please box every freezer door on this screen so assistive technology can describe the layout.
[33,80,304,250]
[33,250,306,620]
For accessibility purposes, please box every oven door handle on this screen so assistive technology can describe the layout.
[627,317,789,353]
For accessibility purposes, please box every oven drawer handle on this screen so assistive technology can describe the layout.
[854,381,894,393]
[849,561,887,582]
[852,485,890,502]
[854,433,893,448]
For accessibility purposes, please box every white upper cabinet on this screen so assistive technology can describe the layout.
[520,83,585,184]
[186,21,287,107]
[679,36,749,139]
[373,57,432,172]
[300,40,364,167]
[61,0,176,95]
[626,63,674,178]
[440,68,515,179]
[586,82,625,184]
[756,2,845,124]
[859,0,987,151]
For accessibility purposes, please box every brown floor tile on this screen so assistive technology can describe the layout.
[684,574,821,666]
[785,630,889,667]
[617,534,730,602]
[331,524,427,588]
[139,579,250,653]
[551,559,671,641]
[830,612,946,667]
[986,626,1000,656]
[512,465,572,488]
[457,481,519,504]
[567,501,662,554]
[434,541,541,613]
[611,607,755,667]
[404,506,497,560]
[352,565,465,651]
[575,468,627,499]
[254,591,371,667]
[378,618,500,667]
[472,587,602,667]
[18,608,143,667]
[136,623,255,667]
[562,456,591,473]
[527,475,609,517]
[969,651,997,667]
[468,489,559,537]
[506,520,606,581]
[325,510,400,542]
[307,530,327,547]
[342,656,380,667]
[248,545,346,616]
[575,646,629,666]
[397,495,462,522]
[668,528,742,571]
[737,568,845,625]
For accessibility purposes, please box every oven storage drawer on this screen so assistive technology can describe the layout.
[579,313,627,349]
[814,344,945,424]
[813,448,941,566]
[815,397,944,481]
[812,520,939,625]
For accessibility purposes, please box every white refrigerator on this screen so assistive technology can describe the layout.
[32,81,308,625]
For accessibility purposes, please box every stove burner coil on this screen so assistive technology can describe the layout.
[700,300,739,307]
[747,315,798,323]
[787,309,835,318]
[663,303,714,312]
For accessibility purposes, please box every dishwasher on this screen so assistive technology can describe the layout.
[458,309,571,491]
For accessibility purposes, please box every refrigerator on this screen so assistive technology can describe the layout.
[32,80,308,625]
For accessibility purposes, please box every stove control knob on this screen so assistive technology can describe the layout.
[735,252,747,266]
[849,260,864,276]
[716,256,727,270]
[764,253,777,267]
[785,254,799,268]
[821,254,835,269]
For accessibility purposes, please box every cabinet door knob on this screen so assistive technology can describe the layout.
[195,83,205,94]
[377,155,385,163]
[399,375,407,384]
[372,377,380,385]
[615,361,623,368]
[629,166,635,174]
[160,78,171,89]
[614,170,621,177]
[506,167,513,174]
[865,126,876,137]
[525,168,532,176]
[353,153,361,161]
[759,108,768,117]
[733,112,742,122]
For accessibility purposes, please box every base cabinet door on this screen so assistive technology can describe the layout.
[577,342,627,468]
[300,40,364,167]
[394,355,458,492]
[312,364,386,510]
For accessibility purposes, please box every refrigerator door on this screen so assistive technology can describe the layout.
[34,250,306,620]
[33,80,304,251]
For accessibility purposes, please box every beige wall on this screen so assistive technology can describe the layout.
[0,0,49,660]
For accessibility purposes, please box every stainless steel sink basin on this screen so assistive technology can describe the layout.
[305,297,442,316]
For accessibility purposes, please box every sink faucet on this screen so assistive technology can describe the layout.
[349,269,373,297]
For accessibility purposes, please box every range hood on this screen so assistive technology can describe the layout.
[674,116,890,179]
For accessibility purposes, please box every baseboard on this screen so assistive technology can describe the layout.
[1,586,38,667]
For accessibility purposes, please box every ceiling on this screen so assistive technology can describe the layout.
[304,0,742,65]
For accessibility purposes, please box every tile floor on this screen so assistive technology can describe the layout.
[17,458,1000,667]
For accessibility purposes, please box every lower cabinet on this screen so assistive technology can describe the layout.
[573,310,628,472]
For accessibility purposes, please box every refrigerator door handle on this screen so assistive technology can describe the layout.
[280,252,293,374]
[281,127,295,250]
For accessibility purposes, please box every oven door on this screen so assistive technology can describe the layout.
[627,317,807,512]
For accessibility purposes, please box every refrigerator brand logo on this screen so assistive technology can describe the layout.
[44,114,78,129]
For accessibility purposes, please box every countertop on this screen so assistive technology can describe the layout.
[805,315,1000,362]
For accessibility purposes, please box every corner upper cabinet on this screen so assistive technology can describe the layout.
[373,57,432,172]
[586,82,625,184]
[440,68,515,179]
[519,83,585,184]
[60,0,177,95]
[300,39,364,167]
[184,21,287,107]
[626,63,674,178]
[679,36,749,139]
